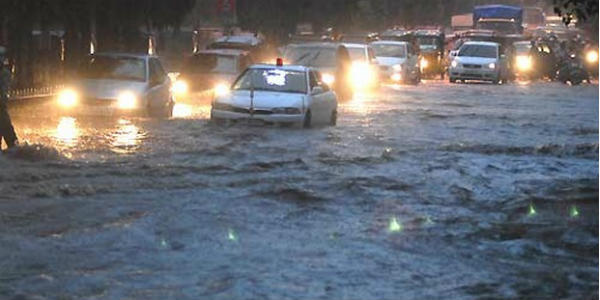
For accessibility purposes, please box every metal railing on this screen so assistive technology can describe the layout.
[8,86,61,102]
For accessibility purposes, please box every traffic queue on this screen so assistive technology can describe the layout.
[51,4,598,128]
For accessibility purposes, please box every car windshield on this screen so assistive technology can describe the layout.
[347,47,367,61]
[514,43,532,55]
[458,44,497,58]
[184,54,237,73]
[232,68,307,94]
[417,37,439,50]
[81,56,146,81]
[372,44,406,58]
[284,47,336,68]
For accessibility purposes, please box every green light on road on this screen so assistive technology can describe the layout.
[228,228,238,241]
[528,203,536,216]
[388,217,402,233]
[570,205,579,218]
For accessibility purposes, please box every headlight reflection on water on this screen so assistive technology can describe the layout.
[54,117,79,148]
[110,119,145,154]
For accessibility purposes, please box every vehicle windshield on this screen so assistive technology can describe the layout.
[458,44,497,58]
[284,47,336,68]
[417,37,439,50]
[371,44,406,58]
[232,68,307,94]
[514,43,532,55]
[81,56,146,81]
[476,21,519,34]
[347,47,367,61]
[184,54,237,73]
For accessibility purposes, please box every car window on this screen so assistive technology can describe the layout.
[149,59,166,84]
[372,44,407,58]
[184,54,238,73]
[232,68,307,94]
[308,71,318,89]
[458,44,498,58]
[81,56,146,82]
[347,47,367,62]
[284,47,337,68]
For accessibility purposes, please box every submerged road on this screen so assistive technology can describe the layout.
[0,80,598,299]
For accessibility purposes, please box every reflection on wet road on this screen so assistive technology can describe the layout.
[0,81,598,300]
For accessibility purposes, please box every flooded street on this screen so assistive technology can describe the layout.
[0,81,598,299]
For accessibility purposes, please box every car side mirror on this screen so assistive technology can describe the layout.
[311,86,324,95]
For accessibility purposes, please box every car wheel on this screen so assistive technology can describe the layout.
[303,111,312,129]
[330,110,337,126]
[449,77,456,83]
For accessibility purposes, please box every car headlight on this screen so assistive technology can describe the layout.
[57,89,78,108]
[322,73,335,86]
[214,83,230,97]
[586,50,598,63]
[391,73,402,82]
[451,60,458,68]
[272,107,301,115]
[117,91,137,109]
[488,63,496,69]
[420,58,428,68]
[392,64,402,72]
[171,80,188,95]
[515,55,532,71]
[350,62,374,88]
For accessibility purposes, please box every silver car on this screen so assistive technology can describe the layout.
[448,41,508,84]
[57,53,174,117]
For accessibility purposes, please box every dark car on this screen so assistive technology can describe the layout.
[176,49,252,97]
[415,29,446,79]
[283,43,353,101]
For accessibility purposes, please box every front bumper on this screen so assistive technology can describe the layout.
[449,67,498,81]
[211,109,305,123]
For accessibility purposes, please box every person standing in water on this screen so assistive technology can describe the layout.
[0,46,18,150]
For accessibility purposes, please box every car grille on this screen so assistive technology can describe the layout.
[217,104,273,115]
[380,66,390,71]
[463,64,482,69]
[81,98,117,106]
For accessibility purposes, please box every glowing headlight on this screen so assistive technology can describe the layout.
[515,55,532,71]
[420,58,428,68]
[322,73,335,86]
[57,89,78,108]
[117,91,137,110]
[586,50,598,63]
[451,60,458,68]
[392,64,402,72]
[350,62,374,88]
[214,83,230,97]
[171,80,188,95]
[391,73,402,82]
[488,63,496,69]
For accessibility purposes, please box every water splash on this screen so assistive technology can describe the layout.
[388,217,402,233]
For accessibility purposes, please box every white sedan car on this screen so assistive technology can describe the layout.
[57,53,174,117]
[211,64,338,128]
[448,41,508,84]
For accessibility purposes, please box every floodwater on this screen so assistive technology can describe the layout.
[0,81,597,300]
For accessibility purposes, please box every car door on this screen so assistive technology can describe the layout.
[147,58,170,109]
[308,70,329,124]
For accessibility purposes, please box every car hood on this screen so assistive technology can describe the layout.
[217,90,306,109]
[454,56,497,64]
[72,79,148,99]
[375,57,406,66]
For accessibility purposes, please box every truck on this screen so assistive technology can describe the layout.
[473,5,523,35]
